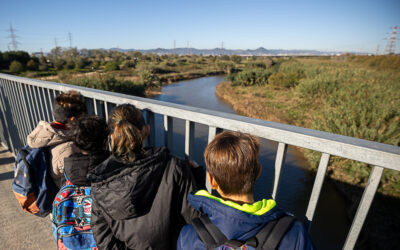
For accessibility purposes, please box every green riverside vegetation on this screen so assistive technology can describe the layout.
[219,55,400,198]
[0,48,236,96]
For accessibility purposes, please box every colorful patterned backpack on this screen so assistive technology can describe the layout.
[52,175,97,250]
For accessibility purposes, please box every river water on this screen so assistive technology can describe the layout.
[150,76,350,249]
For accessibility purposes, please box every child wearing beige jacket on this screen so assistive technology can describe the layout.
[27,90,86,188]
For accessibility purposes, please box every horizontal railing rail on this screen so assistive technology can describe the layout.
[0,73,399,249]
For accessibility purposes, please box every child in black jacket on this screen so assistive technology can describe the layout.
[88,104,204,250]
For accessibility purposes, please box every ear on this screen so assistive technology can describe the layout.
[257,164,262,179]
[207,172,219,190]
[142,124,150,139]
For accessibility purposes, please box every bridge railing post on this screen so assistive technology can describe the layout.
[0,80,15,153]
[305,152,330,231]
[343,166,383,250]
[12,81,29,144]
[8,81,25,146]
[146,110,155,147]
[164,115,173,150]
[185,120,195,160]
[272,142,288,200]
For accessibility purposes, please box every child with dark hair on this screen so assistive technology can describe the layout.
[53,115,109,249]
[177,131,314,250]
[27,90,87,187]
[63,115,110,186]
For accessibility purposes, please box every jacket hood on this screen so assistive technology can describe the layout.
[188,192,285,241]
[64,151,110,186]
[27,121,70,148]
[87,147,171,220]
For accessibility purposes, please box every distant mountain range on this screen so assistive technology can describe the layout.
[107,47,356,56]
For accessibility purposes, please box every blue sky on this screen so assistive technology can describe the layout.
[0,0,399,53]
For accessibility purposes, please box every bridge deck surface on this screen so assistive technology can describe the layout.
[0,146,55,250]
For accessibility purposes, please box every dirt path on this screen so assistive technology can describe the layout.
[0,147,55,250]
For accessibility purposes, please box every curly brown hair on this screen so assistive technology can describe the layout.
[69,115,109,152]
[52,90,87,124]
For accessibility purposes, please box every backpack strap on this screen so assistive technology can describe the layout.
[192,214,295,250]
[259,215,296,250]
[245,219,278,248]
[192,214,229,250]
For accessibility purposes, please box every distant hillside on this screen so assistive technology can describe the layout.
[108,47,351,56]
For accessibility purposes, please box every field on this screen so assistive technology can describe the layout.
[216,55,400,248]
[217,55,400,198]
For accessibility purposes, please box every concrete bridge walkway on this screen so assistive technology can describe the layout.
[0,146,55,250]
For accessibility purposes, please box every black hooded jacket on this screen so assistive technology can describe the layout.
[63,150,110,186]
[87,147,204,250]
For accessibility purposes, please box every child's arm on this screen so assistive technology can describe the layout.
[174,157,203,224]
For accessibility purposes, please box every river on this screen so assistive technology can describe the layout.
[150,76,350,249]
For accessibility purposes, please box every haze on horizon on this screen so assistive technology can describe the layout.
[0,0,399,54]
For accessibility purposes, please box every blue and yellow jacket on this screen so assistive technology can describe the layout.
[177,190,314,250]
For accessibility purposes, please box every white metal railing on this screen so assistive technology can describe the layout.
[0,73,399,249]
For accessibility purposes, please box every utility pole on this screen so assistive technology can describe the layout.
[376,44,380,55]
[54,37,58,48]
[7,24,19,51]
[384,26,399,54]
[173,40,176,55]
[187,41,189,55]
[68,32,73,48]
[220,41,224,56]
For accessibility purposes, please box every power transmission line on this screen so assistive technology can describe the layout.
[68,32,73,48]
[384,26,399,54]
[7,24,20,51]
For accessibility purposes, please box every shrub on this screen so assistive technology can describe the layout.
[138,71,160,88]
[54,59,65,70]
[165,61,177,67]
[230,55,242,64]
[104,61,119,71]
[68,76,145,96]
[26,59,38,71]
[296,75,339,99]
[122,60,136,69]
[91,60,100,69]
[38,63,48,71]
[246,60,266,69]
[64,60,75,70]
[150,66,173,74]
[269,72,301,88]
[75,57,86,69]
[9,60,24,73]
[231,69,272,86]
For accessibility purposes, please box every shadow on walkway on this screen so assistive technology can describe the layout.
[0,156,14,165]
[0,170,13,181]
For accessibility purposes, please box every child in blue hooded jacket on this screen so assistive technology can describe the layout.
[177,131,314,250]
